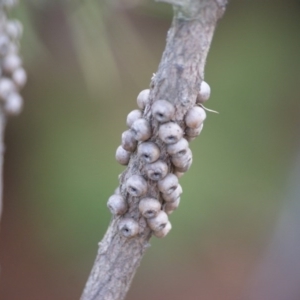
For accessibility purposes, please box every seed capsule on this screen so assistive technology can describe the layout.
[0,78,15,100]
[152,100,175,123]
[158,122,183,144]
[4,92,23,115]
[139,198,161,219]
[137,89,150,110]
[107,194,128,215]
[126,109,142,128]
[131,118,151,142]
[0,35,10,56]
[5,20,23,40]
[185,106,206,129]
[12,68,27,88]
[171,148,193,172]
[121,130,137,152]
[196,81,211,103]
[145,160,168,181]
[118,218,139,238]
[185,123,204,138]
[115,145,131,165]
[147,210,169,232]
[158,173,179,195]
[167,138,189,157]
[2,53,22,74]
[137,142,160,164]
[126,175,147,197]
[153,221,172,238]
[163,197,180,215]
[162,184,182,202]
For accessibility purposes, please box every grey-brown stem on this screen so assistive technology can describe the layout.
[80,1,227,299]
[0,110,5,223]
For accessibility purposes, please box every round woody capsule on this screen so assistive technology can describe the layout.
[163,197,180,215]
[158,173,179,195]
[162,184,182,202]
[145,160,168,181]
[196,81,211,103]
[167,138,189,157]
[118,218,139,238]
[131,118,151,142]
[115,145,131,165]
[185,106,206,129]
[185,123,204,138]
[126,109,142,128]
[147,210,169,232]
[152,100,175,123]
[174,171,184,178]
[12,68,27,89]
[0,35,10,56]
[2,53,22,74]
[5,19,23,40]
[171,148,193,172]
[126,175,147,197]
[139,198,161,219]
[137,89,150,110]
[4,92,23,115]
[121,130,137,152]
[107,194,128,215]
[137,142,160,164]
[153,221,172,238]
[158,122,183,144]
[0,78,15,100]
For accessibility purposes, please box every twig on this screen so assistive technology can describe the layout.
[81,1,227,299]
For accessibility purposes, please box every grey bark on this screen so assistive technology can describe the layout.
[0,110,5,223]
[81,1,227,300]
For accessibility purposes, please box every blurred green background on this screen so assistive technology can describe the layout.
[0,0,300,299]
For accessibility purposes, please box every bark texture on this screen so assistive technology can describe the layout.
[0,110,5,223]
[81,1,227,299]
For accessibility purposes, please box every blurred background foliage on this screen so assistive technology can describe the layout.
[0,0,300,299]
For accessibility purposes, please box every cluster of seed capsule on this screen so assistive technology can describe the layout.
[0,0,26,115]
[108,81,211,239]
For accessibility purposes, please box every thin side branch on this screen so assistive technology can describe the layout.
[81,1,227,299]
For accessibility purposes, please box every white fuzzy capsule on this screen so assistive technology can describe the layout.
[118,218,139,238]
[158,173,179,195]
[185,106,206,129]
[2,53,22,73]
[185,123,204,138]
[115,145,131,165]
[0,35,10,56]
[137,89,150,110]
[153,221,172,238]
[167,138,189,157]
[12,68,27,89]
[145,160,168,181]
[126,109,142,128]
[158,122,183,144]
[6,20,23,40]
[107,194,128,215]
[171,148,193,172]
[162,184,182,202]
[126,175,147,197]
[139,198,161,219]
[174,171,184,178]
[163,197,180,215]
[147,210,169,232]
[121,130,137,152]
[197,81,211,103]
[131,118,151,142]
[0,78,15,100]
[137,142,160,164]
[4,92,23,115]
[152,100,175,123]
